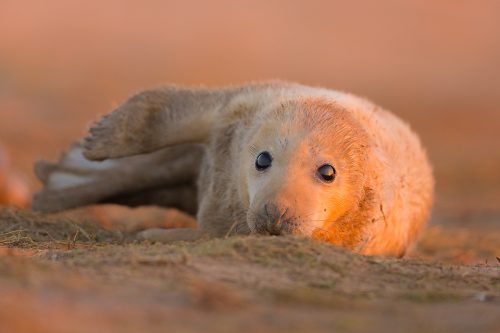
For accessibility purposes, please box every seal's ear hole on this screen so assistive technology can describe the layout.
[317,164,336,182]
[255,152,272,171]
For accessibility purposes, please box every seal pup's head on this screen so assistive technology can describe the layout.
[241,98,370,239]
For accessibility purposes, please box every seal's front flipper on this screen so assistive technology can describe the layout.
[83,87,234,161]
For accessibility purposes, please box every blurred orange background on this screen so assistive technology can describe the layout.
[0,0,499,226]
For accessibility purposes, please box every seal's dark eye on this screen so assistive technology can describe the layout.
[255,152,272,170]
[318,164,336,182]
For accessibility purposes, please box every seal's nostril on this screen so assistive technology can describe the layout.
[263,203,280,221]
[264,203,270,217]
[260,203,292,235]
[281,207,288,220]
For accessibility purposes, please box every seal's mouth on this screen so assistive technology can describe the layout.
[250,214,300,236]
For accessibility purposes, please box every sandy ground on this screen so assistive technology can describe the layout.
[0,208,499,333]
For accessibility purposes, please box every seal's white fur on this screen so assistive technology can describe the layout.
[34,82,434,257]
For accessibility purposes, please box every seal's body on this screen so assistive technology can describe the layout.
[34,82,433,256]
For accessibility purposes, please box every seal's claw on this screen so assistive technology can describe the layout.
[83,115,119,161]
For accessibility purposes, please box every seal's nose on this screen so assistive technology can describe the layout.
[262,203,289,235]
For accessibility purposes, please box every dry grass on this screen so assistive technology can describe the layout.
[0,208,124,250]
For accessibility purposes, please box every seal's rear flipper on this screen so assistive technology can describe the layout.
[33,142,202,213]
